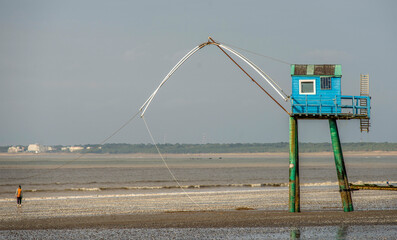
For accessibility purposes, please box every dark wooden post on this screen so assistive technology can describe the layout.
[289,117,300,212]
[329,118,354,212]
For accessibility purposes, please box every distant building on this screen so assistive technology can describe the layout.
[69,146,84,152]
[27,144,47,153]
[8,146,25,153]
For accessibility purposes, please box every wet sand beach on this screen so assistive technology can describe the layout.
[1,210,397,230]
[1,186,397,230]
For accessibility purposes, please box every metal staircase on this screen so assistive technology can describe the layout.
[360,74,370,132]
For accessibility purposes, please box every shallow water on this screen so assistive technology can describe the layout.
[1,155,396,199]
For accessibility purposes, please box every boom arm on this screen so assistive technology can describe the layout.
[140,38,289,117]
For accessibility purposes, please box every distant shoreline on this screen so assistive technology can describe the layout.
[1,151,397,158]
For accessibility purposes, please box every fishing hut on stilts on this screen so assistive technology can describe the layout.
[288,65,371,212]
[139,37,371,213]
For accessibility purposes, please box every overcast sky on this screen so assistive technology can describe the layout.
[1,0,396,146]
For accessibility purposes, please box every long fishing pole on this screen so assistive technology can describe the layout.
[208,37,290,116]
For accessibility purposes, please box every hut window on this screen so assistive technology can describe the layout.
[299,79,316,95]
[321,77,332,90]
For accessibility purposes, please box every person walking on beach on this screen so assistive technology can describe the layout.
[15,185,22,207]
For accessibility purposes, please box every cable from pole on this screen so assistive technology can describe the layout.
[219,43,289,100]
[142,116,201,209]
[217,40,291,65]
[2,109,143,181]
[99,109,142,145]
[208,37,290,116]
[140,43,210,117]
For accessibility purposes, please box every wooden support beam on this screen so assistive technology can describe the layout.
[289,117,300,212]
[329,119,354,212]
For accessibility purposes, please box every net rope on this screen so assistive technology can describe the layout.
[142,116,200,208]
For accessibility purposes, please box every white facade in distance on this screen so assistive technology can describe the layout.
[8,146,25,153]
[28,144,44,153]
[69,146,84,152]
[27,144,51,153]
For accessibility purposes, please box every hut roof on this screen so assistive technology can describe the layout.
[291,64,342,76]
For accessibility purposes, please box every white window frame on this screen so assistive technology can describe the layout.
[299,79,316,95]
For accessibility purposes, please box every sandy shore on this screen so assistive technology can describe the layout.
[1,187,396,230]
[2,210,396,230]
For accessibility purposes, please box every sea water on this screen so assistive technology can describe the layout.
[1,154,396,199]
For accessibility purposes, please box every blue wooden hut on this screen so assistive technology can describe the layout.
[288,64,371,213]
[290,64,370,119]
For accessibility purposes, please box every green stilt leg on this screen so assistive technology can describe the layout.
[290,228,301,239]
[289,117,300,212]
[329,119,354,212]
